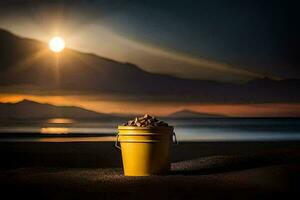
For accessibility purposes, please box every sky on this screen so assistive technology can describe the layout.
[0,0,299,82]
[0,0,299,116]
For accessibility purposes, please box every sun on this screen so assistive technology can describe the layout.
[49,36,65,53]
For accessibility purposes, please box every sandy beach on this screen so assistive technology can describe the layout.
[1,140,300,199]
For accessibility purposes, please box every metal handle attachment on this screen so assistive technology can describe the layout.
[173,132,178,144]
[115,134,121,149]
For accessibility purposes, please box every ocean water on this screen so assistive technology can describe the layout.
[0,118,300,142]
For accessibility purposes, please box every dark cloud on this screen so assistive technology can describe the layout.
[0,0,131,35]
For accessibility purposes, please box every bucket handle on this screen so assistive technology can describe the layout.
[173,132,178,145]
[115,134,121,150]
[115,132,178,150]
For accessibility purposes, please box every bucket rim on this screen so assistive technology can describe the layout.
[118,132,172,136]
[118,139,170,143]
[118,125,173,131]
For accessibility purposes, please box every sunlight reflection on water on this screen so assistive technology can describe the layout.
[47,118,75,124]
[40,127,70,134]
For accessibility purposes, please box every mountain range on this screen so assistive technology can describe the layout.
[0,29,300,103]
[0,100,225,119]
[167,109,225,118]
[0,99,114,119]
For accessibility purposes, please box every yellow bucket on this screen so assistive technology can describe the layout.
[116,126,177,176]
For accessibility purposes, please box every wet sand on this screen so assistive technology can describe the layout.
[1,141,300,199]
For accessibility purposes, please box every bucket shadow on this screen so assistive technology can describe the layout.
[171,151,300,176]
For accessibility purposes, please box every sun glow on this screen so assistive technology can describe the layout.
[49,36,65,53]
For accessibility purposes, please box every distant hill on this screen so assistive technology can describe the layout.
[168,109,226,118]
[0,100,115,119]
[0,29,300,103]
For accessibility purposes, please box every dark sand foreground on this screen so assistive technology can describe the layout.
[1,141,300,199]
